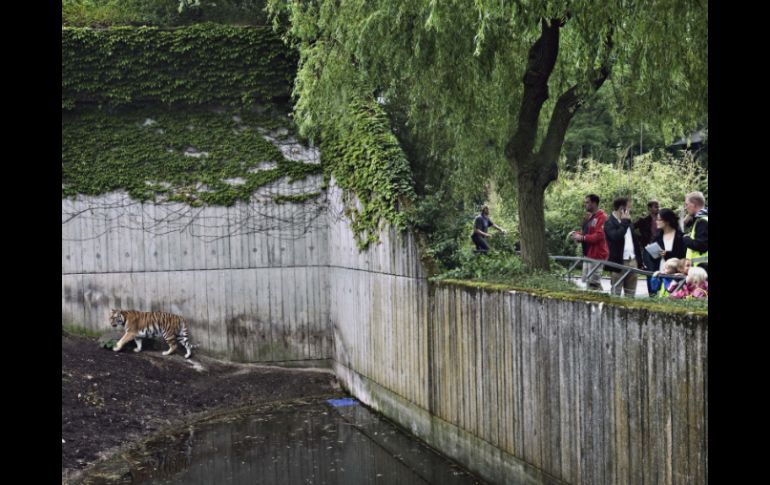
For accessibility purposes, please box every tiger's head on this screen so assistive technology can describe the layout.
[110,309,126,327]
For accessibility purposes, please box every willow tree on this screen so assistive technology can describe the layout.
[268,0,707,269]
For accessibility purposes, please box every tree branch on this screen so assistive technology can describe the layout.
[535,25,614,188]
[505,18,562,169]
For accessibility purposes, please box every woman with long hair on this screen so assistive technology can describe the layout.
[651,208,686,271]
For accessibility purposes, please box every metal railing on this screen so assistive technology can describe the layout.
[550,255,708,294]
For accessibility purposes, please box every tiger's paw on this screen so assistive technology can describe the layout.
[133,348,142,353]
[112,346,120,352]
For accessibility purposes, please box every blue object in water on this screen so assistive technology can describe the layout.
[327,397,358,407]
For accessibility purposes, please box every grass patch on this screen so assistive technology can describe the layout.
[433,278,707,316]
[62,1,139,27]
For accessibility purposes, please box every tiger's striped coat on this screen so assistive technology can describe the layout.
[109,309,194,359]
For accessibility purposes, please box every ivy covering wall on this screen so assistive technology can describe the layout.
[62,108,321,206]
[62,24,413,249]
[62,24,297,110]
[321,100,416,249]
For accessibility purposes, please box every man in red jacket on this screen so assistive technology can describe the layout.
[569,194,609,290]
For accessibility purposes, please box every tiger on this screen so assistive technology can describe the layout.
[109,309,194,359]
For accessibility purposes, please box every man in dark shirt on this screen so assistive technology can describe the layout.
[634,200,660,295]
[634,200,660,249]
[604,197,643,297]
[471,205,507,253]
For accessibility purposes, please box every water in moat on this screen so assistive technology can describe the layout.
[78,396,487,484]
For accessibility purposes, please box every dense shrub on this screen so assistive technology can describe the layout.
[62,24,296,110]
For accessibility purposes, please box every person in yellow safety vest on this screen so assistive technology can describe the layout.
[682,191,708,270]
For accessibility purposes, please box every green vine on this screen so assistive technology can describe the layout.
[62,24,297,110]
[272,192,322,204]
[62,107,321,206]
[321,99,416,249]
[63,26,410,243]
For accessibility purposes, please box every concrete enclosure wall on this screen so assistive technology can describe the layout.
[62,142,333,361]
[325,185,707,484]
[62,150,707,485]
[332,258,708,484]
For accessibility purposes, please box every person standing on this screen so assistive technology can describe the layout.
[604,197,643,297]
[633,201,659,288]
[569,194,608,290]
[471,205,507,253]
[634,200,660,248]
[652,208,686,267]
[682,191,708,271]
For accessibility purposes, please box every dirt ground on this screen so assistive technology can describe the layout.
[61,331,340,483]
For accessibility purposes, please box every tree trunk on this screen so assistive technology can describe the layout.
[506,19,612,271]
[516,171,550,269]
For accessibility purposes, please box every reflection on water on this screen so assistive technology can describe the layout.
[79,397,485,485]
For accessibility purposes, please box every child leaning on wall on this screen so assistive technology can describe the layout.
[649,258,682,297]
[677,258,693,275]
[669,266,708,299]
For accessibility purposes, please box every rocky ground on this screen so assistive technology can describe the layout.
[61,331,339,483]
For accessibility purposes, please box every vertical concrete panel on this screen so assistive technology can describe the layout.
[227,205,243,269]
[601,306,615,485]
[156,205,171,272]
[104,195,122,274]
[62,274,85,326]
[91,202,108,274]
[612,306,631,485]
[130,201,147,273]
[216,205,232,270]
[78,202,96,274]
[145,271,161,312]
[627,312,645,485]
[670,321,689,484]
[61,198,78,274]
[206,270,227,356]
[254,267,272,361]
[164,204,181,272]
[142,203,158,272]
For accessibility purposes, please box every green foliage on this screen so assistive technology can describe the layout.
[544,153,708,256]
[62,24,297,110]
[63,1,270,27]
[563,87,668,165]
[437,249,523,280]
[321,99,416,249]
[269,0,707,181]
[101,339,118,349]
[433,250,578,292]
[268,0,707,269]
[272,192,322,204]
[175,0,271,25]
[62,108,321,205]
[62,1,142,27]
[406,187,475,270]
[412,151,706,271]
